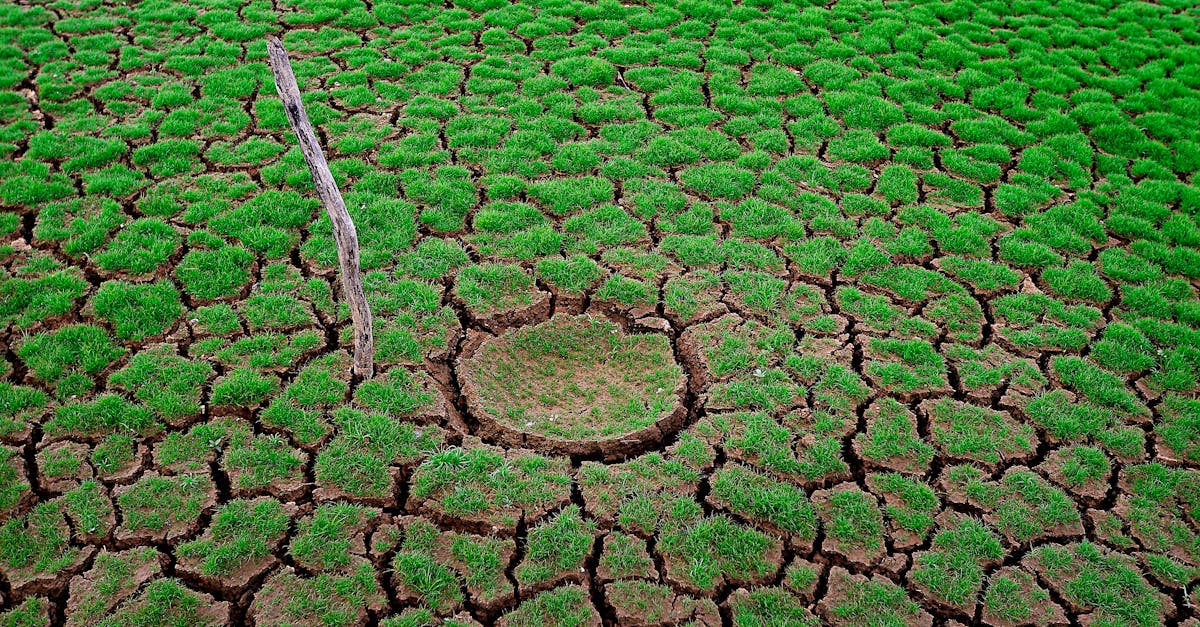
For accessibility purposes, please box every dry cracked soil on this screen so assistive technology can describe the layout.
[1,0,1200,625]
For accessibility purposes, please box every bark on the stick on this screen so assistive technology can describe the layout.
[266,36,374,378]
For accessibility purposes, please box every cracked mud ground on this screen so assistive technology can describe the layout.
[1,0,1200,624]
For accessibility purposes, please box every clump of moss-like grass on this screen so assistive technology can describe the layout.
[176,497,293,591]
[818,566,930,626]
[909,515,1005,613]
[17,324,125,400]
[656,495,780,594]
[0,253,88,330]
[65,547,163,625]
[250,565,386,626]
[115,473,216,544]
[499,585,600,627]
[708,463,818,545]
[515,505,597,590]
[387,516,517,613]
[1025,542,1171,626]
[409,440,571,532]
[314,408,443,503]
[605,579,719,625]
[107,345,212,427]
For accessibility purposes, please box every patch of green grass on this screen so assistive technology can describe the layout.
[210,368,280,408]
[730,587,817,627]
[91,433,136,476]
[563,204,647,252]
[0,382,46,441]
[1023,390,1144,459]
[598,531,654,580]
[177,497,290,577]
[536,255,603,294]
[515,505,596,586]
[174,243,255,300]
[289,503,379,572]
[222,420,304,494]
[465,315,680,441]
[982,568,1052,625]
[702,410,849,485]
[354,367,436,418]
[0,499,79,581]
[1028,542,1166,626]
[67,546,161,625]
[527,176,614,216]
[864,338,948,395]
[867,473,940,544]
[604,579,714,625]
[449,532,513,604]
[107,345,213,424]
[454,263,536,314]
[397,238,470,279]
[594,273,656,307]
[33,197,124,258]
[89,579,214,626]
[1157,395,1200,463]
[46,394,157,439]
[200,330,325,370]
[0,446,29,512]
[391,519,463,612]
[709,463,817,540]
[679,163,756,200]
[910,517,1004,611]
[925,398,1036,467]
[577,443,707,533]
[856,399,935,473]
[120,463,211,530]
[254,565,385,626]
[189,304,241,337]
[500,585,597,626]
[824,567,925,625]
[315,408,443,499]
[1042,261,1113,304]
[0,256,88,330]
[657,496,778,592]
[261,352,350,445]
[306,193,418,270]
[17,324,124,399]
[410,444,571,530]
[1052,356,1149,416]
[93,218,180,276]
[90,280,182,341]
[958,467,1082,543]
[0,595,49,626]
[817,484,885,561]
[939,256,1020,292]
[37,443,82,484]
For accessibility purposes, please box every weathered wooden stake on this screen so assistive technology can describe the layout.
[266,36,375,378]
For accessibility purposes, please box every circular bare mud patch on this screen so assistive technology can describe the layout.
[457,314,687,459]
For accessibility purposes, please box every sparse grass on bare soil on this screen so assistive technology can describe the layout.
[460,314,684,446]
[1,0,1199,624]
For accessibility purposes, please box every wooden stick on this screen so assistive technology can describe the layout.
[266,36,374,378]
